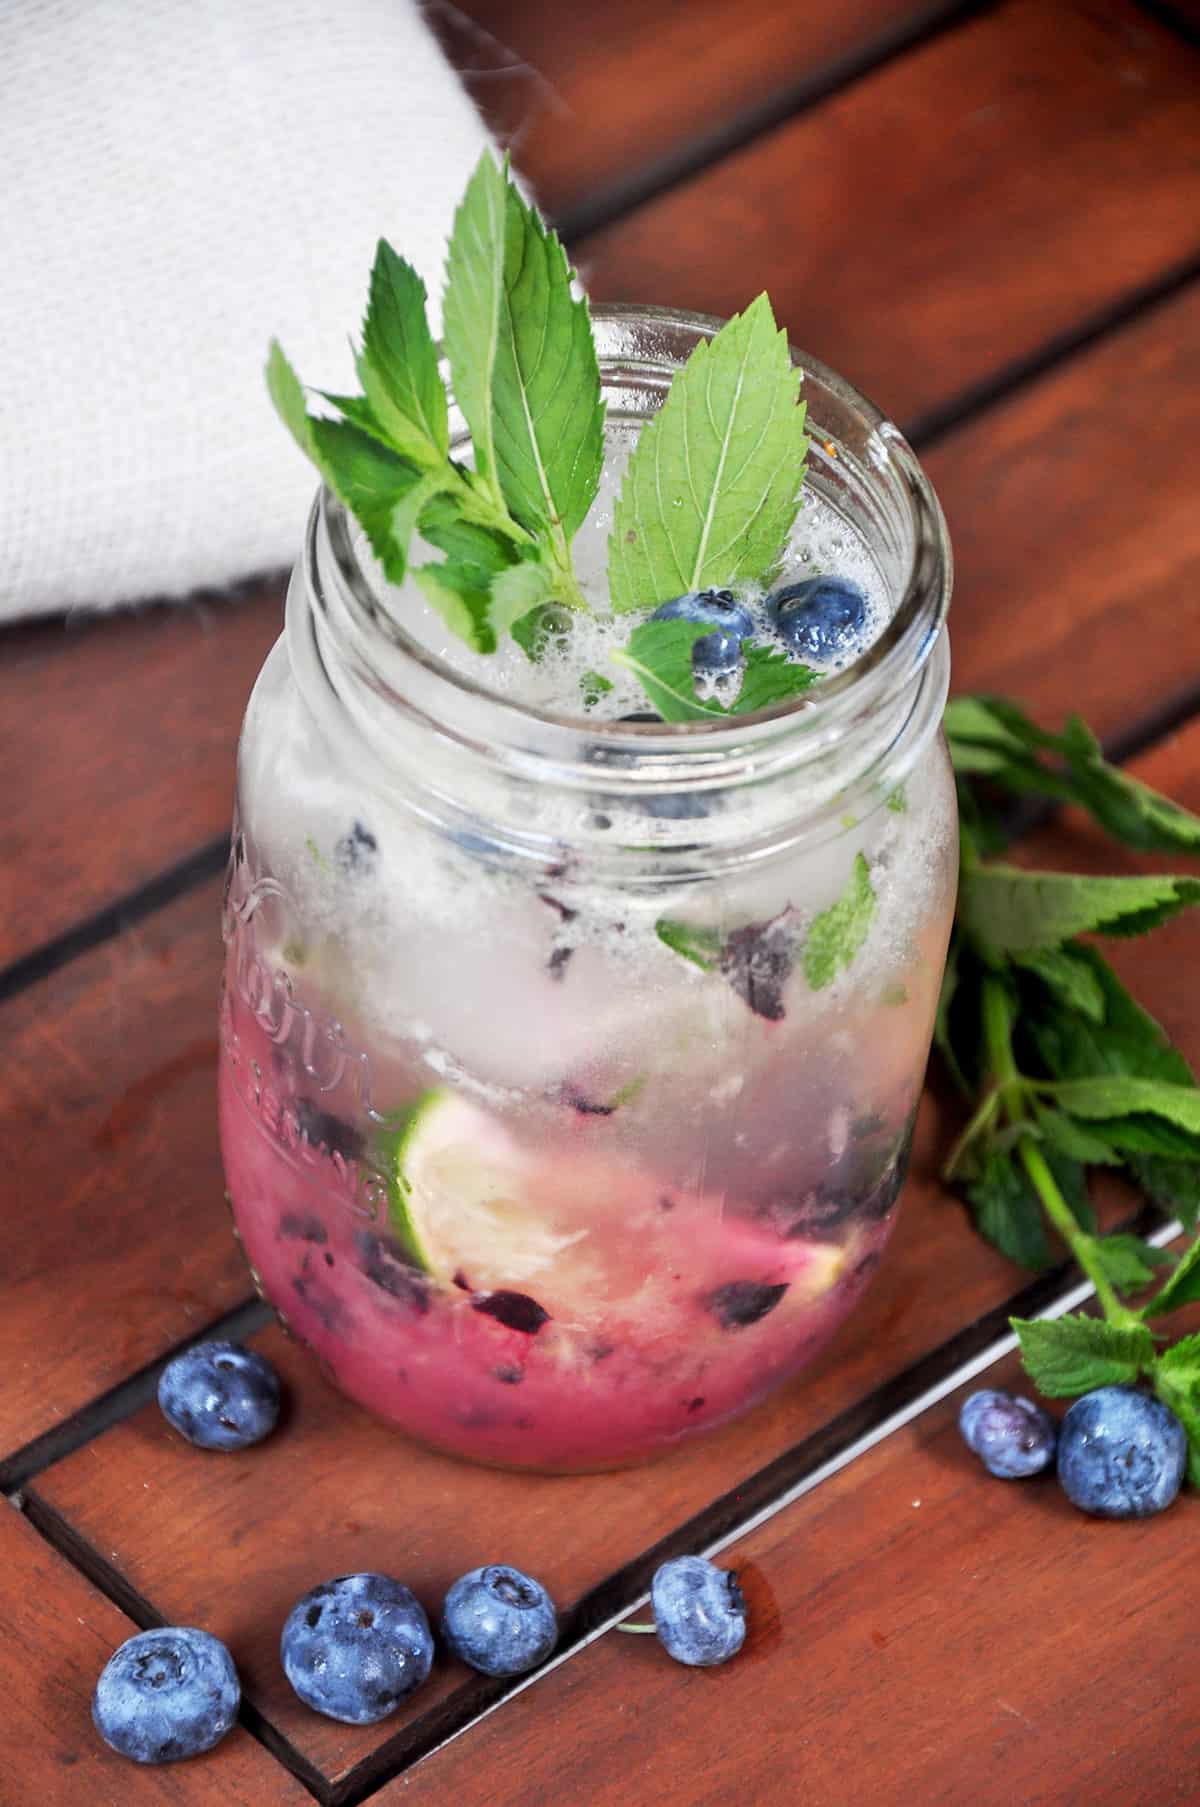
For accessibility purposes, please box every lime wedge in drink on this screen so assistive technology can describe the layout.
[381,1090,589,1290]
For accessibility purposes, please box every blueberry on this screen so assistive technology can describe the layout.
[958,1389,1056,1479]
[441,1565,558,1676]
[1056,1386,1186,1518]
[766,576,868,663]
[705,1280,789,1329]
[157,1341,280,1451]
[92,1627,239,1763]
[294,1098,363,1164]
[651,1556,747,1667]
[471,1290,551,1335]
[335,820,378,874]
[649,589,754,676]
[281,1574,434,1723]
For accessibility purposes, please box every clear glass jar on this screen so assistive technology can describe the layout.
[218,307,956,1472]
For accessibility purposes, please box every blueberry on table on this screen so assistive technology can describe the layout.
[766,576,867,662]
[650,1556,747,1667]
[650,589,754,675]
[441,1565,558,1676]
[92,1627,240,1763]
[958,1389,1056,1479]
[1056,1387,1186,1518]
[157,1341,280,1451]
[281,1574,434,1723]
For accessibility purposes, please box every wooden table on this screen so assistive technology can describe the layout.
[4,2,1200,1800]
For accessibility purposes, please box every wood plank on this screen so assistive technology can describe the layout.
[431,0,945,221]
[0,1502,309,1806]
[382,1337,1200,1806]
[0,879,250,1461]
[28,717,1200,1796]
[0,586,280,974]
[579,0,1200,428]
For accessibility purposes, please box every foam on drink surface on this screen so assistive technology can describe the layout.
[378,425,891,718]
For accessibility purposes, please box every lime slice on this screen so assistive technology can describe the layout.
[381,1090,589,1290]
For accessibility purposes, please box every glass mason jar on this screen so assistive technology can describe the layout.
[218,307,956,1472]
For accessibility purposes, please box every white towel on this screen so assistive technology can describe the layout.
[0,0,494,622]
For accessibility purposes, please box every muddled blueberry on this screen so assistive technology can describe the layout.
[157,1341,280,1451]
[279,1211,328,1245]
[538,893,577,923]
[705,1280,789,1329]
[294,1099,363,1164]
[719,911,799,1022]
[472,1290,551,1335]
[1057,1387,1186,1517]
[548,946,573,982]
[292,1269,348,1334]
[687,1397,706,1414]
[334,820,378,874]
[651,1557,747,1667]
[355,1231,429,1314]
[766,576,867,663]
[441,1566,558,1677]
[561,1084,616,1117]
[958,1390,1056,1480]
[281,1574,433,1723]
[92,1627,240,1763]
[493,1364,525,1386]
[650,590,755,675]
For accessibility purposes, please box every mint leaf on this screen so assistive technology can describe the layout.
[611,620,726,722]
[1013,945,1106,1022]
[1127,1156,1200,1231]
[1011,1311,1154,1395]
[966,1151,1052,1268]
[1141,1240,1200,1319]
[655,918,721,971]
[946,695,1200,853]
[608,293,808,613]
[802,854,876,990]
[728,644,817,715]
[358,242,449,466]
[1090,1232,1171,1294]
[443,152,508,501]
[1040,1075,1200,1140]
[580,670,613,708]
[268,341,430,583]
[414,562,496,654]
[1150,1337,1200,1486]
[959,864,1200,961]
[489,557,564,637]
[492,184,604,560]
[418,496,515,589]
[510,601,571,663]
[1032,1103,1121,1166]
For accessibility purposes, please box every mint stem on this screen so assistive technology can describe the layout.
[1015,1135,1139,1328]
[615,1622,656,1634]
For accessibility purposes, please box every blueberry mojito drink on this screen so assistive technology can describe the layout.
[218,155,956,1470]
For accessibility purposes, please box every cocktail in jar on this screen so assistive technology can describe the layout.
[218,157,956,1471]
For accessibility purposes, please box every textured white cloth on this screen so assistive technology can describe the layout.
[0,0,493,621]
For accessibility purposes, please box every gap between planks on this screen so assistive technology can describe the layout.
[554,0,999,242]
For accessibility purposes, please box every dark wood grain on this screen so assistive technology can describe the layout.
[0,1504,309,1806]
[579,0,1200,427]
[0,587,280,972]
[0,879,250,1461]
[430,0,950,221]
[933,281,1200,733]
[383,1338,1200,1807]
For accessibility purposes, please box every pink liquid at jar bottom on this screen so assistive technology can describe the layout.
[218,1015,906,1472]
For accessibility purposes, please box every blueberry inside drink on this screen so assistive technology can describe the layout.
[218,154,956,1470]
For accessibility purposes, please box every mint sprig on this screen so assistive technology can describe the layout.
[942,693,1200,1480]
[610,619,815,722]
[607,294,808,613]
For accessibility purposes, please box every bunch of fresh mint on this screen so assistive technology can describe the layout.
[940,696,1200,1478]
[267,151,813,718]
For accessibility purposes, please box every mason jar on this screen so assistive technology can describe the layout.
[218,306,956,1472]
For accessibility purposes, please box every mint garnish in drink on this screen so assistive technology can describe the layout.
[266,151,817,715]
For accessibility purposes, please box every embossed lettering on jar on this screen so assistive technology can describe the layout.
[217,309,957,1471]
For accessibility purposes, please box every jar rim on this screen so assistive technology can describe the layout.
[306,303,951,769]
